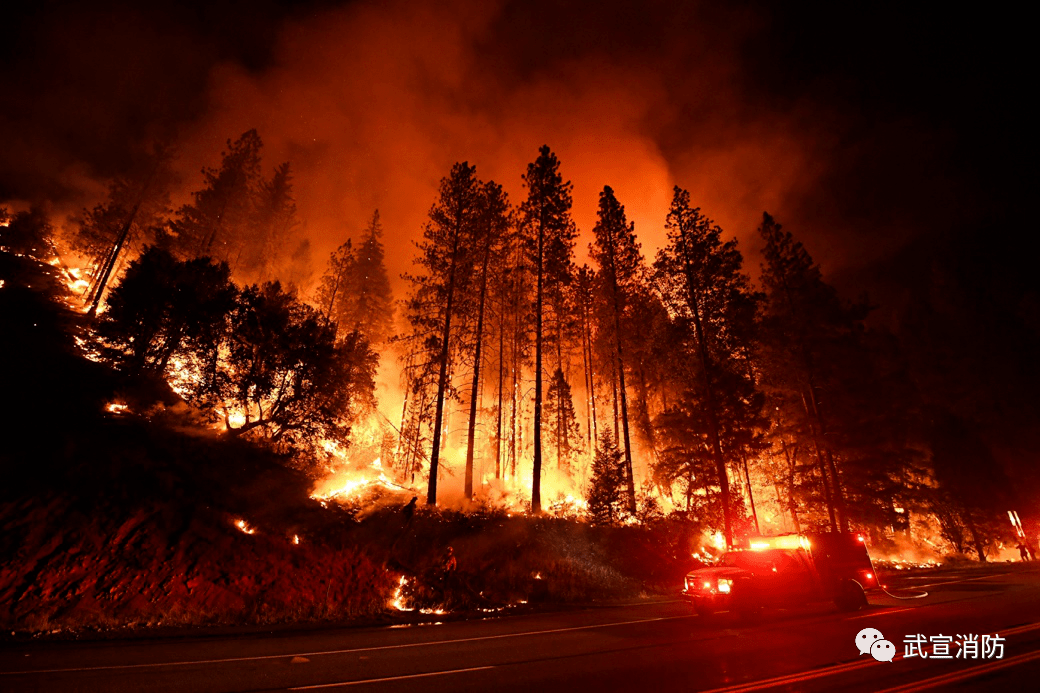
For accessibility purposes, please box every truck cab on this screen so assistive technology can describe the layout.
[681,533,877,616]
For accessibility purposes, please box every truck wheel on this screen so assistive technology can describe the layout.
[834,580,867,612]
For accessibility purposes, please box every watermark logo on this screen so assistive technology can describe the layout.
[903,633,1004,659]
[856,627,884,656]
[856,628,1005,662]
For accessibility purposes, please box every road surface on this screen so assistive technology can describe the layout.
[4,564,1040,692]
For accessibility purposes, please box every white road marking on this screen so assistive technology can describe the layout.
[289,665,496,689]
[910,572,1012,590]
[846,607,918,620]
[0,614,694,676]
[878,648,1040,692]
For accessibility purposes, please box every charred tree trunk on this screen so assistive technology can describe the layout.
[427,221,464,505]
[580,302,595,451]
[495,300,505,480]
[532,209,545,513]
[88,199,143,317]
[741,453,760,535]
[605,271,637,513]
[464,230,493,499]
[782,443,802,534]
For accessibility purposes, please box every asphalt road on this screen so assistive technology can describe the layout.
[5,564,1040,692]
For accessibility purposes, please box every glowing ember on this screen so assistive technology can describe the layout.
[235,519,256,535]
[105,402,129,415]
[390,575,413,611]
[293,534,300,545]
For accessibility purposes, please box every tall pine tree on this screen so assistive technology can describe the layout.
[519,145,577,513]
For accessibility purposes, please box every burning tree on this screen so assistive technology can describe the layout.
[99,247,376,450]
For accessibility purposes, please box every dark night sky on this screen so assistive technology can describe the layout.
[0,1,1031,300]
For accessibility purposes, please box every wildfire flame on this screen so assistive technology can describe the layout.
[390,575,413,611]
[105,402,129,415]
[310,458,414,504]
[235,519,256,535]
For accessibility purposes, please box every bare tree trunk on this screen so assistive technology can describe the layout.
[611,358,620,442]
[605,271,637,513]
[495,301,505,480]
[580,303,594,451]
[464,230,493,499]
[532,209,545,513]
[427,219,464,505]
[782,443,802,534]
[801,392,838,532]
[88,199,142,317]
[741,453,760,534]
[965,510,987,562]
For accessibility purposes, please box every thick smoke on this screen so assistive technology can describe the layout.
[173,0,827,284]
[3,0,1022,293]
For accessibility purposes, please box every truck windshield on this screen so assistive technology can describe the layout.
[720,550,785,570]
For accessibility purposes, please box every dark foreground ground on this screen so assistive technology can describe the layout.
[3,563,1039,692]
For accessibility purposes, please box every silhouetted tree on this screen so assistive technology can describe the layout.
[544,367,583,472]
[315,237,355,328]
[76,140,176,315]
[519,145,577,513]
[218,281,377,446]
[347,211,395,346]
[163,130,262,265]
[589,185,642,513]
[757,212,869,532]
[240,161,299,282]
[464,182,511,499]
[587,432,627,525]
[654,187,762,546]
[98,246,235,383]
[404,162,481,505]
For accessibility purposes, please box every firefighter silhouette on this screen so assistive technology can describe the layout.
[401,496,417,524]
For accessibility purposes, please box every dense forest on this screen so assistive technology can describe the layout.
[2,128,1033,562]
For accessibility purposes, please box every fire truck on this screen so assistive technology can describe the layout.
[681,533,878,616]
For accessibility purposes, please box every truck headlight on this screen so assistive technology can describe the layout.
[717,578,732,594]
